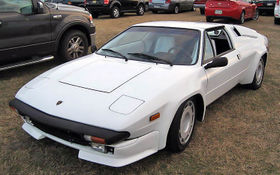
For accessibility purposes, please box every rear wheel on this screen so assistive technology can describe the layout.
[238,11,245,24]
[248,58,265,90]
[174,5,179,14]
[137,4,145,15]
[200,8,205,15]
[275,17,280,24]
[110,6,120,18]
[206,16,213,22]
[167,98,196,152]
[60,30,88,62]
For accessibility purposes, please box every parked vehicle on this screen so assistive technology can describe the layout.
[205,0,259,24]
[194,0,208,14]
[0,0,96,71]
[10,21,268,167]
[274,0,280,24]
[255,0,276,15]
[84,0,146,18]
[149,0,195,13]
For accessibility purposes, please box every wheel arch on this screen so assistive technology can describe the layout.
[56,23,91,54]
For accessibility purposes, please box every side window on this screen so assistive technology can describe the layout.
[0,0,33,15]
[203,34,214,63]
[206,28,232,56]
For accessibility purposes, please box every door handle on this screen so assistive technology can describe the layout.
[53,15,62,19]
[237,54,241,60]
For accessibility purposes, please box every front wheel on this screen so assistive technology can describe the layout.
[110,6,120,18]
[200,8,205,15]
[137,4,145,16]
[238,11,245,24]
[167,98,196,152]
[253,9,259,20]
[248,58,265,90]
[60,30,88,62]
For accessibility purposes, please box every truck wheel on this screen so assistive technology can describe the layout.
[110,6,120,18]
[167,98,196,152]
[136,4,145,16]
[200,8,205,15]
[60,30,88,62]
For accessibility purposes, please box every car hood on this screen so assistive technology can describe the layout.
[47,2,88,13]
[59,59,150,93]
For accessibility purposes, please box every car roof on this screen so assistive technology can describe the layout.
[133,21,226,30]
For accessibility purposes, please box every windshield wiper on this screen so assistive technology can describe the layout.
[102,49,128,61]
[128,52,173,66]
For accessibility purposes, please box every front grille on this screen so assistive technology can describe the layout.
[32,119,90,146]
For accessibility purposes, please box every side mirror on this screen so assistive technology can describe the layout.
[36,2,44,14]
[204,57,228,69]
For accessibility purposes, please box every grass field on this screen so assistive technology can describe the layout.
[0,10,279,174]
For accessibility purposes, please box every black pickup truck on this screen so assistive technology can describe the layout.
[0,0,96,71]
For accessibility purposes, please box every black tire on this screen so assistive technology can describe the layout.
[190,6,195,11]
[275,17,280,24]
[145,3,149,12]
[152,10,158,14]
[60,30,88,62]
[206,16,213,22]
[110,6,120,18]
[173,5,179,14]
[248,58,265,90]
[200,8,205,15]
[167,98,197,152]
[136,4,145,16]
[92,13,99,18]
[238,11,245,24]
[253,9,259,20]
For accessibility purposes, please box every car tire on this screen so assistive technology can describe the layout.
[248,58,265,90]
[238,11,245,24]
[174,5,179,14]
[110,6,120,18]
[137,4,145,16]
[200,8,205,15]
[145,3,149,11]
[167,98,196,152]
[206,16,213,22]
[92,13,99,18]
[275,17,280,24]
[152,10,158,14]
[253,9,259,20]
[60,30,88,62]
[190,5,195,11]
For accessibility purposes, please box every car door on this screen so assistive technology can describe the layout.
[203,28,243,105]
[0,0,52,66]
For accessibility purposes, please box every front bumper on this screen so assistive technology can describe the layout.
[22,122,159,167]
[193,4,205,8]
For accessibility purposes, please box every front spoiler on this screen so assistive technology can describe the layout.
[22,122,159,167]
[9,98,129,145]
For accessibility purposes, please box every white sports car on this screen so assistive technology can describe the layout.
[10,21,268,167]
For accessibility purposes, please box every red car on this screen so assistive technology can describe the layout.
[205,0,259,24]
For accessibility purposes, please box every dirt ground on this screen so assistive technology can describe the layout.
[0,10,279,174]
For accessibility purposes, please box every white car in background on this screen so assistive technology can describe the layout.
[10,21,268,167]
[275,0,280,24]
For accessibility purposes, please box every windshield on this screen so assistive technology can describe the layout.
[97,27,201,65]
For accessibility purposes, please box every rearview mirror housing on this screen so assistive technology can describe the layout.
[204,57,228,69]
[36,1,44,14]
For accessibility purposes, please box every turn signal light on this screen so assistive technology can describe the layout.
[165,0,171,3]
[150,113,160,121]
[10,106,17,113]
[104,0,109,4]
[68,1,72,4]
[84,135,106,144]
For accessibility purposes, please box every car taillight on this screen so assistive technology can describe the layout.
[277,0,279,5]
[84,0,87,5]
[104,0,109,4]
[257,3,263,6]
[149,0,152,2]
[165,0,171,3]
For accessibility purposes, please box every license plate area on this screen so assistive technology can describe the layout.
[267,3,273,6]
[215,10,223,14]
